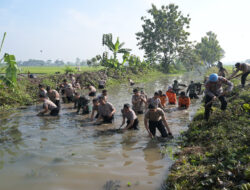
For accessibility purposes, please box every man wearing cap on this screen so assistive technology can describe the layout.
[186,81,199,99]
[144,104,172,138]
[204,73,233,120]
[132,88,147,114]
[229,62,250,87]
[120,104,139,130]
[96,96,116,123]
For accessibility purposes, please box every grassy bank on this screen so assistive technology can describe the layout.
[165,68,250,190]
[0,66,104,74]
[0,68,175,110]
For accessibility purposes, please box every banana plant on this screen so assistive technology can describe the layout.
[102,33,131,60]
[0,32,18,87]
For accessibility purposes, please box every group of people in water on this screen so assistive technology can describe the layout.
[36,62,249,138]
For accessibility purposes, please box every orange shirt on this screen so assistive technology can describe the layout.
[159,95,167,106]
[166,91,177,104]
[178,96,190,108]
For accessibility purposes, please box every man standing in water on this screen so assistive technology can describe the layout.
[37,95,59,116]
[96,96,116,124]
[147,92,164,109]
[120,104,139,130]
[229,62,250,88]
[132,88,147,114]
[46,86,60,108]
[186,81,199,99]
[204,73,233,120]
[144,104,172,138]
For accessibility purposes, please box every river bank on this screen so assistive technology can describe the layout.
[165,69,250,190]
[0,68,170,110]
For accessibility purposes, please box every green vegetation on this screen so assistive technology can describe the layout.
[87,33,152,72]
[195,31,225,67]
[136,4,191,72]
[165,68,250,190]
[14,66,104,74]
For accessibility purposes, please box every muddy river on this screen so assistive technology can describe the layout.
[0,72,204,190]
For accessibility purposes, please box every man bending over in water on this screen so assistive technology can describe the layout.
[144,104,172,138]
[96,96,116,124]
[37,95,59,116]
[120,104,139,130]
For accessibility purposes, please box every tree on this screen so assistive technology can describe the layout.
[102,33,131,60]
[136,4,190,72]
[195,31,225,67]
[178,43,203,71]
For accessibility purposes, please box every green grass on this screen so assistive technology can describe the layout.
[165,68,250,190]
[1,66,104,74]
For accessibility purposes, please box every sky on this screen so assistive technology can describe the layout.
[0,0,250,63]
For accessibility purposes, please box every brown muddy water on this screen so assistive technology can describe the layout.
[0,72,204,190]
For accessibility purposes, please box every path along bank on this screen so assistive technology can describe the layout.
[165,68,250,190]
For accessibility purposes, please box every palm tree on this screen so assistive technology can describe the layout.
[102,33,131,60]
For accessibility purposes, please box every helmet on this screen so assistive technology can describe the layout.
[168,85,172,90]
[209,73,218,82]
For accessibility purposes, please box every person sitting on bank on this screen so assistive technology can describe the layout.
[38,84,47,98]
[128,78,135,86]
[172,80,186,95]
[178,91,191,109]
[37,95,59,116]
[90,98,100,121]
[186,81,199,99]
[98,89,108,101]
[166,86,177,105]
[96,96,116,124]
[132,88,147,114]
[86,84,96,97]
[204,73,233,120]
[120,104,139,130]
[74,93,90,115]
[46,86,60,108]
[229,62,250,88]
[98,79,106,89]
[158,90,167,108]
[147,92,164,109]
[144,104,173,138]
[217,61,228,77]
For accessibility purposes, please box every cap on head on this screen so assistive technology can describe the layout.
[93,98,98,103]
[168,86,172,90]
[148,104,156,109]
[46,86,51,91]
[133,88,138,93]
[39,94,46,98]
[209,73,218,82]
[154,92,159,96]
[123,104,130,109]
[180,91,185,96]
[235,62,240,68]
[38,84,44,88]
